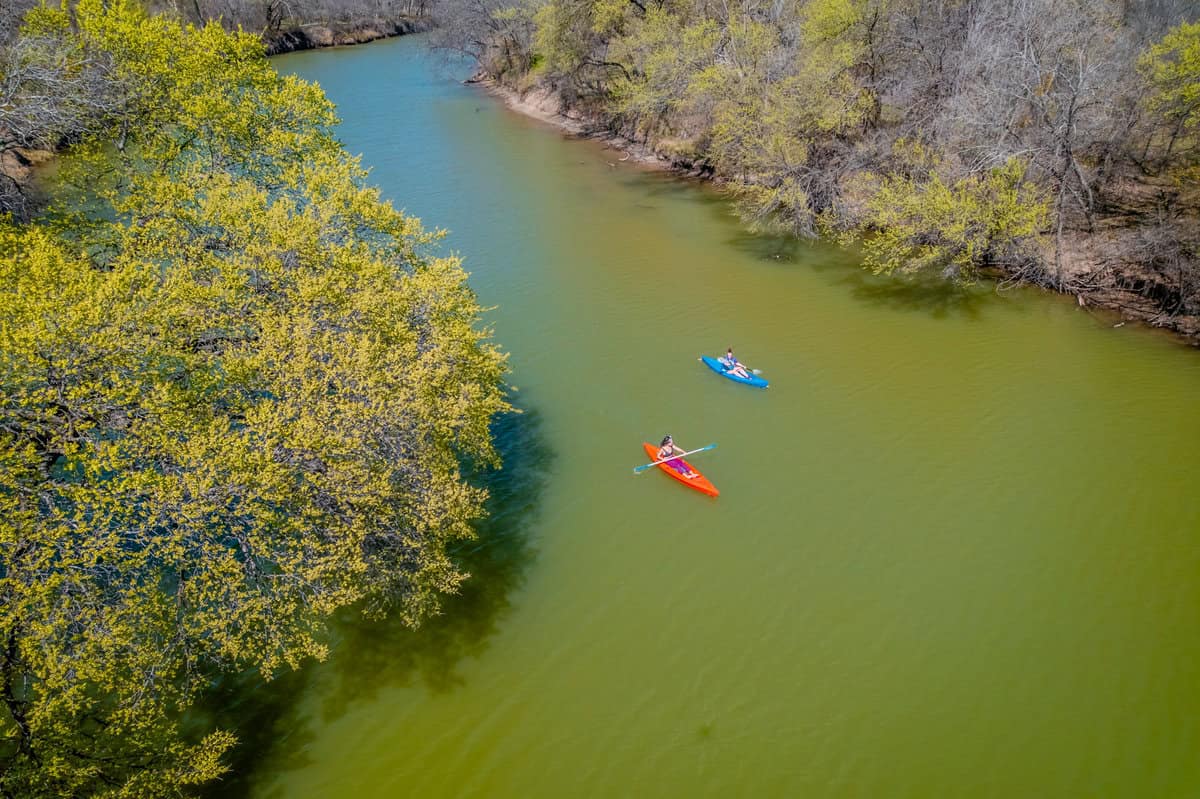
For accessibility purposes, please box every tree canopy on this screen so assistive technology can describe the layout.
[1,2,508,796]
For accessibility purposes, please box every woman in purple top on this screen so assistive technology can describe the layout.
[657,435,699,479]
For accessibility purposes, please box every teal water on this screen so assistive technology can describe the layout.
[235,35,1200,798]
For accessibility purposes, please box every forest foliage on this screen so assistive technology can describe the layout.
[1,2,508,796]
[1,0,432,44]
[435,0,1200,295]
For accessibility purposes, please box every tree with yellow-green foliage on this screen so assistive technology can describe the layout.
[1,2,508,796]
[1138,20,1200,170]
[600,0,878,234]
[607,9,720,138]
[702,4,877,235]
[849,158,1048,279]
[448,0,1200,291]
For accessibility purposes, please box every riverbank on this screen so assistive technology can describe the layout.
[475,79,709,175]
[478,78,1200,347]
[263,16,429,56]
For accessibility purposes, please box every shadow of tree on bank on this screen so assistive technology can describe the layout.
[611,165,1001,324]
[712,198,994,320]
[620,170,721,205]
[201,402,552,798]
[722,229,989,322]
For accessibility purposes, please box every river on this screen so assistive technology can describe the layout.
[232,34,1200,798]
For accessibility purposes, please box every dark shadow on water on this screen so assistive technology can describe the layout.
[724,225,991,320]
[723,227,866,277]
[314,405,549,708]
[838,269,989,320]
[724,228,807,266]
[201,401,551,798]
[620,167,992,320]
[702,197,857,273]
[196,663,315,799]
[619,169,717,202]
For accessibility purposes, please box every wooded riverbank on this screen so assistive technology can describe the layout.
[438,0,1200,346]
[0,8,508,796]
[478,74,1200,345]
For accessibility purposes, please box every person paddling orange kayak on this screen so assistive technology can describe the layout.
[638,440,719,496]
[657,434,700,479]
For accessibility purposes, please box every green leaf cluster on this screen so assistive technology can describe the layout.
[533,0,623,78]
[483,0,1200,282]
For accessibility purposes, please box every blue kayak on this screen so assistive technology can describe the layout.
[700,356,768,388]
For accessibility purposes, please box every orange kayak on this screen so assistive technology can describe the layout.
[642,442,719,497]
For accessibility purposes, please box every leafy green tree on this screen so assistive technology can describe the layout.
[1,2,508,795]
[1139,20,1200,168]
[532,0,658,99]
[699,9,875,235]
[849,158,1048,279]
[608,9,720,139]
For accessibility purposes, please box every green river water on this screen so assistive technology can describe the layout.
[238,35,1200,798]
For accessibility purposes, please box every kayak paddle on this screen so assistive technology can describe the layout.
[633,443,717,474]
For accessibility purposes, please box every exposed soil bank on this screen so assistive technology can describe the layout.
[0,147,54,219]
[478,77,1200,347]
[264,16,429,56]
[473,79,709,175]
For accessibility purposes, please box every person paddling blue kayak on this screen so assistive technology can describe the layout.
[721,347,751,379]
[699,349,768,388]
